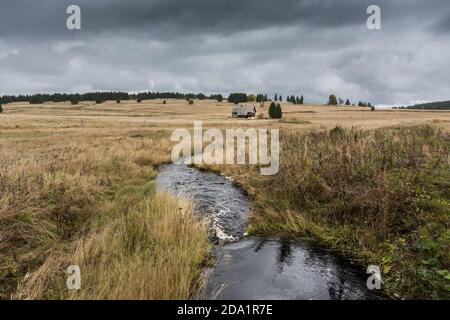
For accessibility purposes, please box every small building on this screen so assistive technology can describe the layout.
[232,105,257,118]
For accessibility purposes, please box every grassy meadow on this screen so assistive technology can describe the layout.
[203,125,450,299]
[1,99,449,299]
[0,107,211,299]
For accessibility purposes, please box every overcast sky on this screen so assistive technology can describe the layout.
[0,0,449,105]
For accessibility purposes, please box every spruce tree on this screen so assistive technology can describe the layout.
[269,102,277,118]
[290,95,296,104]
[277,103,283,118]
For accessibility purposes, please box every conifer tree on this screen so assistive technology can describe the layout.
[277,103,283,118]
[269,102,277,118]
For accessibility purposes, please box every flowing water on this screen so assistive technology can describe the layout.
[156,163,383,300]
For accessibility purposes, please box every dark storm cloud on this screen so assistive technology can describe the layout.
[0,0,450,104]
[431,13,450,33]
[0,0,370,39]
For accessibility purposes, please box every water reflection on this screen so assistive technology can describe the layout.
[276,240,294,273]
[207,238,382,300]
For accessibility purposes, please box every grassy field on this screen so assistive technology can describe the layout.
[2,99,450,131]
[202,125,450,299]
[0,106,211,299]
[1,99,449,299]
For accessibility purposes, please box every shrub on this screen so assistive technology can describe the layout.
[0,104,3,113]
[328,94,338,106]
[163,100,167,104]
[30,97,43,104]
[188,99,194,105]
[329,125,345,140]
[70,100,79,105]
[248,94,256,102]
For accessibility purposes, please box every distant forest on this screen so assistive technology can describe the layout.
[0,91,305,105]
[395,100,450,110]
[0,91,221,104]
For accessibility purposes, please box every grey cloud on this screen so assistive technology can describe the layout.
[0,0,450,105]
[0,0,370,39]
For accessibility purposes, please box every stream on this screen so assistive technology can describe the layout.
[156,163,383,300]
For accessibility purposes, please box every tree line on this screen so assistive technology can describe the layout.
[228,93,304,104]
[1,91,310,106]
[0,91,226,105]
[328,94,373,108]
[0,91,389,110]
[401,100,450,110]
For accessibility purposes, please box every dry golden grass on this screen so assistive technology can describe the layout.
[0,113,210,299]
[15,193,210,300]
[2,99,449,132]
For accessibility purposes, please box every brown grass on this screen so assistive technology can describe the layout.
[15,193,210,300]
[0,118,210,299]
[2,99,450,132]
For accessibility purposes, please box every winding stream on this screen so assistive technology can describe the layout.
[156,163,383,300]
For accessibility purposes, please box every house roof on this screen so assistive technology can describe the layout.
[232,105,256,114]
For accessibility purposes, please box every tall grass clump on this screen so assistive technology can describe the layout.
[248,125,449,299]
[15,190,210,300]
[1,129,210,299]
